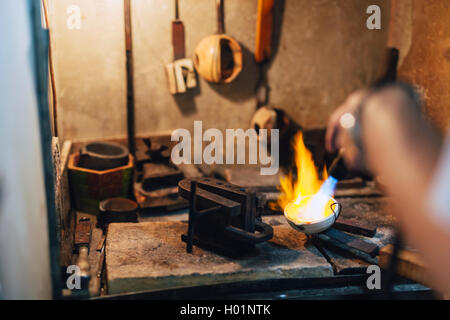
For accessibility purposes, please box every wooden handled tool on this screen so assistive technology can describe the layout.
[216,0,225,34]
[193,0,243,84]
[166,0,197,94]
[254,0,275,108]
[255,0,275,63]
[74,217,92,279]
[172,0,185,60]
[327,149,344,177]
[322,228,380,257]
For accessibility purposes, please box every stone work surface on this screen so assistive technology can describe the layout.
[106,221,333,294]
[337,197,395,228]
[106,196,396,294]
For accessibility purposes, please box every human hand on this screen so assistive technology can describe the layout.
[325,89,368,170]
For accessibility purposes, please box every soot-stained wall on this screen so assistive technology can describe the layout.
[48,0,391,142]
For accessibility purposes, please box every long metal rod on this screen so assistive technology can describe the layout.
[383,232,403,299]
[328,148,344,177]
[216,0,224,34]
[187,181,197,253]
[41,0,58,137]
[29,0,62,299]
[124,0,136,155]
[174,0,179,20]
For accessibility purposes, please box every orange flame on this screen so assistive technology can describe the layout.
[276,132,334,223]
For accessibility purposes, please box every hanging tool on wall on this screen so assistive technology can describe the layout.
[41,0,58,137]
[69,217,92,298]
[254,0,275,109]
[124,0,136,155]
[193,0,243,84]
[165,0,197,94]
[255,0,275,64]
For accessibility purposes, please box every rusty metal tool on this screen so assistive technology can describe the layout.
[179,178,274,256]
[96,235,106,252]
[334,217,377,238]
[193,0,243,84]
[89,239,106,297]
[179,180,241,217]
[124,0,135,155]
[172,0,185,60]
[254,0,275,109]
[74,217,92,254]
[184,181,221,253]
[73,217,92,294]
[166,0,197,94]
[321,228,380,257]
[255,0,275,64]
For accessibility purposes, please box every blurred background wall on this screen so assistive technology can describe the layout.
[46,0,392,143]
[46,0,128,142]
[397,0,450,133]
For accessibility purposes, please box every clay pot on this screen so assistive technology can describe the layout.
[193,0,242,84]
[98,198,138,231]
[79,142,129,171]
[194,34,242,83]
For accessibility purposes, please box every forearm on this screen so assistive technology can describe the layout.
[362,88,442,207]
[361,88,450,294]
